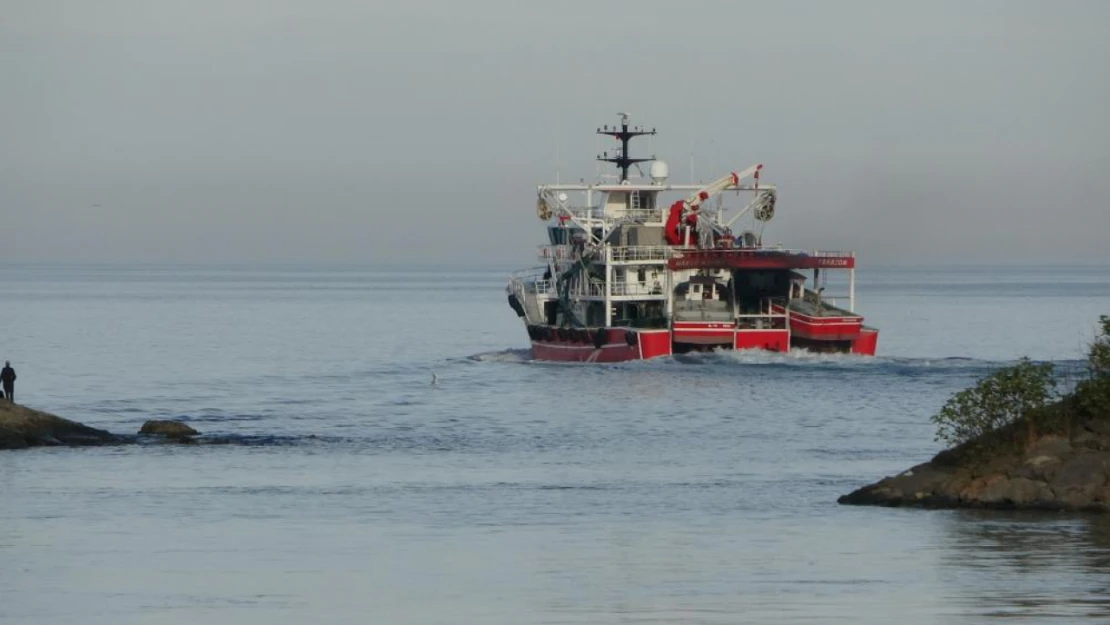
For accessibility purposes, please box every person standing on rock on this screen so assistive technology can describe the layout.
[1,361,16,402]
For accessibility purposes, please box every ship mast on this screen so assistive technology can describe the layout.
[596,113,656,182]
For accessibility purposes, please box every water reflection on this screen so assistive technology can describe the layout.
[940,511,1110,621]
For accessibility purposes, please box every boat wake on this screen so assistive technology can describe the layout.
[652,348,1084,377]
[467,345,1084,378]
[466,348,533,364]
[671,347,877,367]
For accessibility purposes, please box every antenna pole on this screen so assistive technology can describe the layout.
[555,112,560,185]
[688,107,694,183]
[596,113,656,182]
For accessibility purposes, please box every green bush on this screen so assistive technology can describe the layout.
[1076,315,1110,418]
[932,358,1057,450]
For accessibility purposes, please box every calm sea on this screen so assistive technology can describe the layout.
[2,264,1110,625]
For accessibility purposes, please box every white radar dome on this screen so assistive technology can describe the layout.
[649,160,669,185]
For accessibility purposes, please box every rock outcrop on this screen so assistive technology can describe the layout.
[0,405,287,451]
[0,402,118,449]
[839,424,1110,512]
[138,420,199,438]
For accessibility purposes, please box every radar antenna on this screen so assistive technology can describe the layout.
[597,113,656,182]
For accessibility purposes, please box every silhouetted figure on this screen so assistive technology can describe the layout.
[1,361,16,403]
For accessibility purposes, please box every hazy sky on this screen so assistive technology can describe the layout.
[2,0,1108,265]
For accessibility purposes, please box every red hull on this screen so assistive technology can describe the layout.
[669,249,855,271]
[530,328,672,363]
[852,327,879,355]
[672,321,735,345]
[527,324,877,362]
[787,314,863,342]
[769,304,879,356]
[735,329,791,352]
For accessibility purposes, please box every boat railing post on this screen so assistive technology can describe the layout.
[664,262,673,320]
[849,261,856,313]
[604,244,612,327]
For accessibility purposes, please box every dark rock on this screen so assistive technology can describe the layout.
[139,420,199,437]
[1011,454,1062,482]
[841,420,1110,512]
[971,452,1021,479]
[1051,452,1110,490]
[0,428,29,450]
[978,477,1052,507]
[0,402,118,449]
[1056,486,1100,510]
[1072,431,1105,450]
[1026,436,1072,459]
[1085,420,1110,438]
[957,474,1004,503]
[894,462,953,495]
[837,463,955,507]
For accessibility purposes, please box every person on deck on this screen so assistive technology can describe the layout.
[1,361,16,402]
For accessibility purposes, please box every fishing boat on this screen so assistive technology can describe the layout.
[506,115,878,362]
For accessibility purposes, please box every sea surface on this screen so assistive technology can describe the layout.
[2,264,1110,625]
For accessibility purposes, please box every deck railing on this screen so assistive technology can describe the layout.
[614,208,663,221]
[584,281,666,297]
[537,244,574,261]
[510,266,548,279]
[530,279,555,295]
[560,207,662,222]
[562,207,600,220]
[734,312,789,330]
[674,246,854,257]
[606,245,672,263]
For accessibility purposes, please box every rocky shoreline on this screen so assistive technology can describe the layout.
[10,396,1110,514]
[0,402,201,450]
[839,419,1110,512]
[0,402,118,449]
[841,314,1110,514]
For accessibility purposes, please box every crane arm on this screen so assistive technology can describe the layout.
[664,164,763,245]
[682,171,739,210]
[683,164,762,209]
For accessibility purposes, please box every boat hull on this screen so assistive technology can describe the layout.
[529,328,672,363]
[526,325,877,362]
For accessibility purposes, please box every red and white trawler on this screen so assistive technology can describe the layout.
[507,115,878,363]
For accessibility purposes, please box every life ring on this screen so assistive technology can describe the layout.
[593,328,607,349]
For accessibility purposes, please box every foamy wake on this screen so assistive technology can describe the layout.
[466,348,533,364]
[660,348,1076,374]
[466,345,1075,373]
